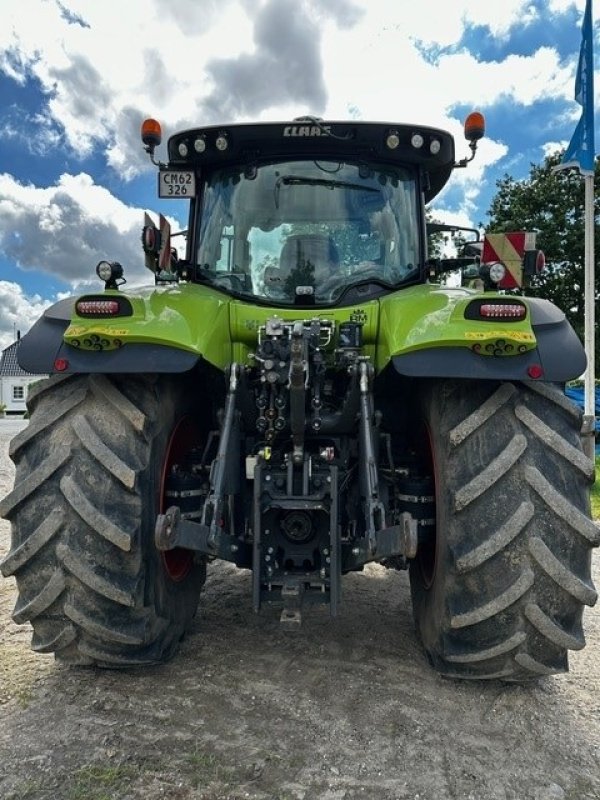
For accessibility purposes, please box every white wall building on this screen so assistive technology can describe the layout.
[0,339,47,414]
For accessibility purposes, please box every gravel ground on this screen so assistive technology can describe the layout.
[0,418,599,800]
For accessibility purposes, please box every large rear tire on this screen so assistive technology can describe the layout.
[0,373,206,667]
[409,380,598,681]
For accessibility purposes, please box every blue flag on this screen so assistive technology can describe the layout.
[560,0,595,174]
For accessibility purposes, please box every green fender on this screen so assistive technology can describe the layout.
[18,285,232,374]
[18,281,585,384]
[378,286,586,382]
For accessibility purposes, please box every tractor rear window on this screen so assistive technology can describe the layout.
[195,159,420,304]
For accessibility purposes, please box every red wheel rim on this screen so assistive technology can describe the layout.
[159,416,202,582]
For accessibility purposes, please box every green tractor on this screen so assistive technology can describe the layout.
[1,113,597,680]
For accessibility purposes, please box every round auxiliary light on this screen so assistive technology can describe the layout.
[489,262,506,283]
[177,141,188,157]
[96,260,114,282]
[215,133,228,151]
[411,133,424,149]
[386,131,400,149]
[194,135,206,153]
[430,138,441,155]
[95,260,123,289]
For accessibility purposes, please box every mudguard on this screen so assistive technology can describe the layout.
[18,282,586,383]
[18,285,231,374]
[18,316,201,374]
[381,289,586,382]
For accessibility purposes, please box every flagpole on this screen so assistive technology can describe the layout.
[582,172,596,461]
[552,0,596,461]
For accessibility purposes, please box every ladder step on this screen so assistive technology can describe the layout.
[280,582,304,625]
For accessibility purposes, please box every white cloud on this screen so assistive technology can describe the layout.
[322,19,575,127]
[379,0,537,45]
[0,172,164,286]
[542,140,568,158]
[436,47,574,107]
[1,0,585,179]
[1,0,346,172]
[548,0,589,14]
[0,281,51,351]
[0,0,595,300]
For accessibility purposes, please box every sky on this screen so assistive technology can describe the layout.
[0,0,597,351]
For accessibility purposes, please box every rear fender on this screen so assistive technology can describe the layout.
[18,305,201,374]
[383,290,586,382]
[18,285,231,374]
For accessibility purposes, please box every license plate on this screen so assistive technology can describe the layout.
[158,170,196,198]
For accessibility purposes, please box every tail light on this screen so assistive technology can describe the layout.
[465,300,527,321]
[75,296,132,318]
[480,303,527,319]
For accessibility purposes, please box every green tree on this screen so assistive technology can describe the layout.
[425,210,446,259]
[485,151,599,372]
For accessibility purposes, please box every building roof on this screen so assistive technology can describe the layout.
[0,340,39,377]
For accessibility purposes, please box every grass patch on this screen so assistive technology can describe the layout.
[591,455,600,520]
[183,750,235,788]
[4,780,45,800]
[67,764,139,800]
[13,685,33,710]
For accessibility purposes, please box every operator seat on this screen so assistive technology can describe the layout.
[279,234,340,279]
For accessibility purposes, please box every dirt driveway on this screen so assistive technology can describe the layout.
[1,422,599,800]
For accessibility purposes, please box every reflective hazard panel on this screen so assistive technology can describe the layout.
[158,170,196,198]
[482,232,536,289]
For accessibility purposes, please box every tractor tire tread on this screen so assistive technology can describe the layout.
[410,380,597,682]
[1,374,204,666]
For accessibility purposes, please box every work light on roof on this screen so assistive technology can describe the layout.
[194,135,207,153]
[386,131,400,149]
[430,138,441,155]
[411,133,424,149]
[215,133,229,151]
[177,141,188,157]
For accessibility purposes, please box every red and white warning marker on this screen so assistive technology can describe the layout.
[482,232,537,289]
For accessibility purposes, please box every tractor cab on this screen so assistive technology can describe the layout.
[141,115,484,306]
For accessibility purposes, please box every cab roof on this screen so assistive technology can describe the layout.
[166,119,456,203]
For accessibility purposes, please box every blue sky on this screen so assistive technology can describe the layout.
[0,0,597,349]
